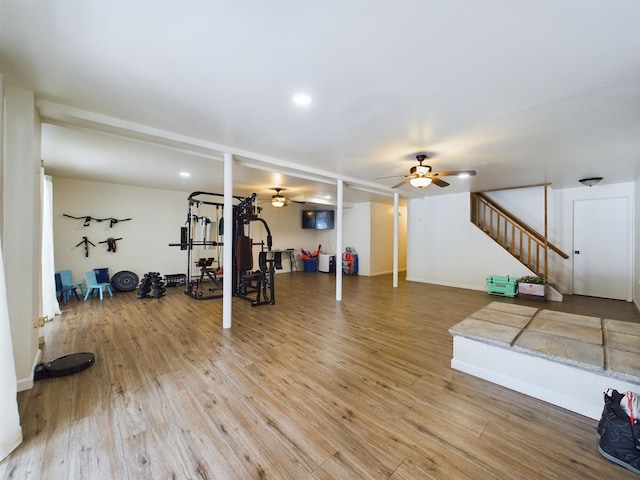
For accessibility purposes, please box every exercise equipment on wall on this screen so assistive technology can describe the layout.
[99,237,122,252]
[168,191,279,305]
[63,214,132,228]
[75,236,95,257]
[65,213,130,257]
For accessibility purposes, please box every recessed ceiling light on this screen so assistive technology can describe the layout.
[179,171,191,177]
[292,93,313,106]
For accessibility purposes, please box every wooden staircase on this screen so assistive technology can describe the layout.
[470,191,569,281]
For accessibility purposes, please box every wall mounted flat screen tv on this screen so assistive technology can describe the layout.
[302,210,334,230]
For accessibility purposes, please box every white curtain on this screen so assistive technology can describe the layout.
[41,173,60,319]
[0,239,23,461]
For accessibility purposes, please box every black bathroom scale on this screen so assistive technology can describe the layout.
[34,352,95,380]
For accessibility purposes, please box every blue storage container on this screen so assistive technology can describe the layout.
[303,258,317,272]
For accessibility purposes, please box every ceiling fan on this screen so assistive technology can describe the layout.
[379,154,477,189]
[269,188,305,208]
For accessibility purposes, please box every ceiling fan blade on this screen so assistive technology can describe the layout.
[432,170,477,177]
[431,177,450,187]
[374,174,407,180]
[392,178,412,189]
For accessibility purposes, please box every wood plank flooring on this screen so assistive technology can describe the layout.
[2,273,639,479]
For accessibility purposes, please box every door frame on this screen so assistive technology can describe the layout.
[572,196,631,301]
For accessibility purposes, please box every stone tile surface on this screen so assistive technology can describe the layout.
[527,315,602,345]
[449,318,521,346]
[450,304,639,382]
[607,348,640,380]
[515,331,604,370]
[534,309,601,328]
[484,301,538,317]
[470,309,532,329]
[606,330,640,354]
[604,318,640,337]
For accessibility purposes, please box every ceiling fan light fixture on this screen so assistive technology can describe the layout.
[410,176,432,188]
[271,194,286,208]
[579,176,603,187]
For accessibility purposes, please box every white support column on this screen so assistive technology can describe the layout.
[335,180,343,301]
[222,153,233,329]
[393,192,399,288]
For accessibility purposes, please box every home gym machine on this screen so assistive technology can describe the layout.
[169,191,231,299]
[169,191,280,306]
[233,193,281,306]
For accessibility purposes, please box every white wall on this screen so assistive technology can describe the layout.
[241,202,331,271]
[635,174,640,311]
[342,203,370,275]
[486,187,546,233]
[52,179,344,279]
[407,192,539,290]
[53,178,191,281]
[2,86,41,391]
[0,75,24,463]
[406,184,636,301]
[370,202,407,276]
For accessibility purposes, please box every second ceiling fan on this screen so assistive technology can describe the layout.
[385,154,477,189]
[269,188,305,208]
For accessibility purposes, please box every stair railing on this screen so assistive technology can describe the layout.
[470,192,568,278]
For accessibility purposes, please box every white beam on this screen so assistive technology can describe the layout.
[336,180,343,301]
[223,153,233,328]
[393,192,399,288]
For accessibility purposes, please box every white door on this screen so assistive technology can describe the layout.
[573,197,629,300]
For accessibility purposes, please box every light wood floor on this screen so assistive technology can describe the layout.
[2,274,639,479]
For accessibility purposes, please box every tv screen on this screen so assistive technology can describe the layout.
[315,210,334,230]
[302,210,335,230]
[302,210,316,229]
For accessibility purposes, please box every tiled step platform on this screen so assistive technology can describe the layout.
[449,301,640,419]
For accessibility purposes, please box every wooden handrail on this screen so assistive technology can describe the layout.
[473,192,569,259]
[470,192,569,278]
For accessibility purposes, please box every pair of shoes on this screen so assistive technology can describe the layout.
[597,389,640,475]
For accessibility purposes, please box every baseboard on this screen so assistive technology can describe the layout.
[405,276,485,292]
[0,429,22,462]
[16,348,41,392]
[369,269,407,277]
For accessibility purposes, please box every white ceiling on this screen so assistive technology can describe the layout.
[1,1,639,206]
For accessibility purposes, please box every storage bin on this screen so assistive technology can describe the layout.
[486,275,518,297]
[303,258,317,272]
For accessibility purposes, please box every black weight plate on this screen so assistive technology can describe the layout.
[111,270,140,292]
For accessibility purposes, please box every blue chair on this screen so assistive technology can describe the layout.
[55,273,80,304]
[57,269,85,297]
[84,271,113,301]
